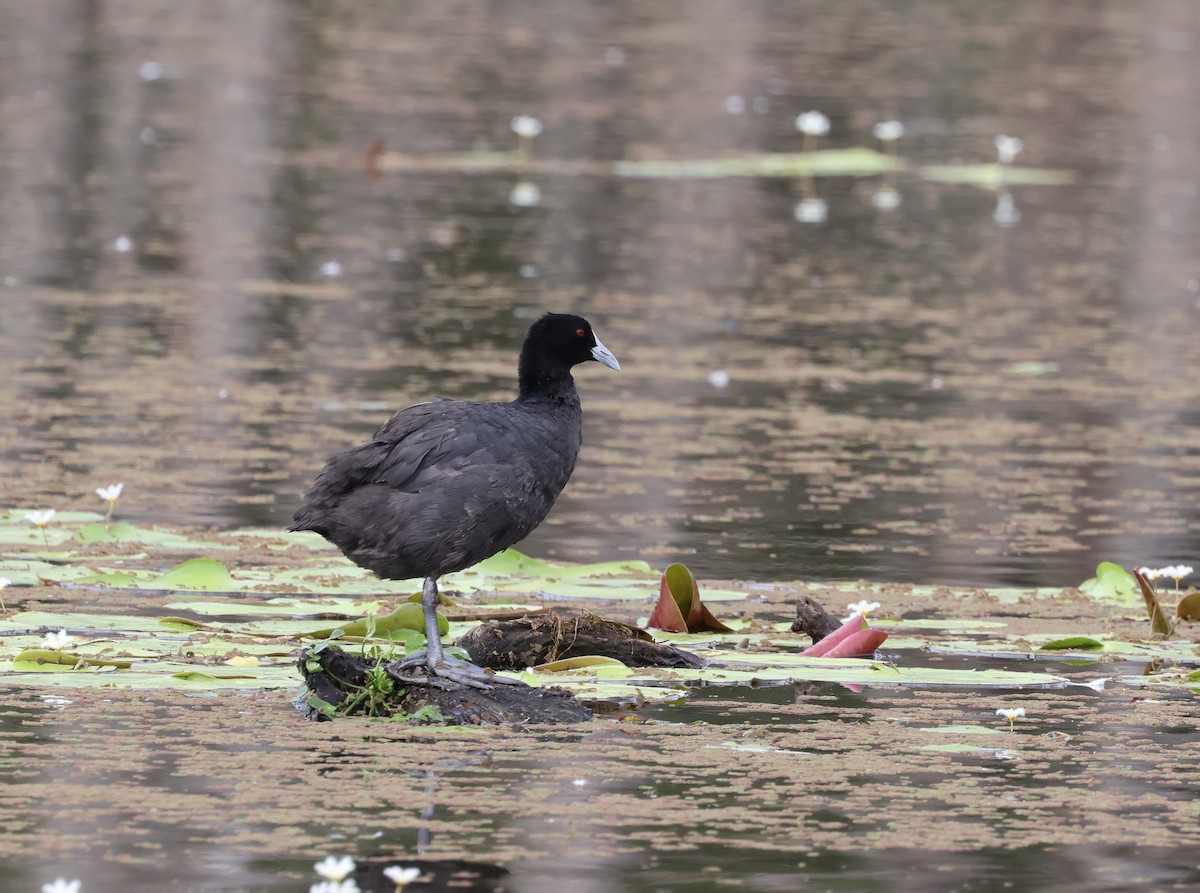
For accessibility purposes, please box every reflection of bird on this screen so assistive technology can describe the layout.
[291,313,620,687]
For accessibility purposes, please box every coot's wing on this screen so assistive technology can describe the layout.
[291,401,462,530]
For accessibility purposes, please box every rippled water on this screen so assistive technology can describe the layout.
[4,1,1200,591]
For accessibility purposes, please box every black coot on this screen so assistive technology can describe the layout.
[290,313,620,686]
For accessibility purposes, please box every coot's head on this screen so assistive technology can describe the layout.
[519,313,620,396]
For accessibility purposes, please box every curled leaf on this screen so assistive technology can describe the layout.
[1176,592,1200,622]
[647,564,732,633]
[1131,568,1172,636]
[799,615,888,658]
[302,602,447,640]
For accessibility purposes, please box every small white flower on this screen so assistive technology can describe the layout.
[96,483,123,502]
[724,95,746,115]
[845,600,881,620]
[511,115,543,138]
[872,120,905,142]
[42,629,76,651]
[793,197,828,224]
[871,187,901,211]
[25,510,57,527]
[510,182,541,207]
[1139,566,1167,581]
[996,706,1026,731]
[310,883,360,893]
[795,111,830,136]
[114,235,133,253]
[994,134,1024,165]
[707,370,730,389]
[138,61,163,81]
[320,261,343,278]
[314,855,356,882]
[572,778,588,787]
[383,866,422,886]
[42,881,81,893]
[0,578,10,590]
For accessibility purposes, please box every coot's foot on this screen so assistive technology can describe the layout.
[389,651,527,690]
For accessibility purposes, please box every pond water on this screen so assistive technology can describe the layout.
[1,1,1199,891]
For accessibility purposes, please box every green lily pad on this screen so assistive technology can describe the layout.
[1040,636,1105,652]
[920,163,1075,187]
[147,558,235,591]
[615,148,905,179]
[1078,562,1138,601]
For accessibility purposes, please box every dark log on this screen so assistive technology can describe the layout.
[457,612,704,670]
[297,646,592,725]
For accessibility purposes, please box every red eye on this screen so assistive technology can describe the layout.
[576,328,585,337]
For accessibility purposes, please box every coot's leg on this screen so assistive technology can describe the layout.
[421,576,446,666]
[391,576,525,688]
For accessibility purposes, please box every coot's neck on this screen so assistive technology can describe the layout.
[518,358,578,402]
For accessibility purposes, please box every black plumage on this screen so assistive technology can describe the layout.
[290,313,620,685]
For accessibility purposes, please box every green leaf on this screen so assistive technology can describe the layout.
[1039,636,1105,652]
[11,648,132,669]
[1078,562,1138,600]
[148,558,235,591]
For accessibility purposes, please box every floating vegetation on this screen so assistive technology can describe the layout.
[1,512,1196,704]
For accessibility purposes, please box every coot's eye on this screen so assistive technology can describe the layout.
[576,328,585,337]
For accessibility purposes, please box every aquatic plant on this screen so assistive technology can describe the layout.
[24,509,56,546]
[383,866,422,888]
[42,629,75,651]
[995,706,1026,732]
[95,483,123,521]
[42,881,80,893]
[511,115,543,161]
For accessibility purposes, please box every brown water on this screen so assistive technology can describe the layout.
[1,6,1200,885]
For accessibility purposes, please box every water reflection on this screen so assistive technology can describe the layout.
[0,0,1198,595]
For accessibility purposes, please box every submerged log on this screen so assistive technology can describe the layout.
[297,646,592,725]
[458,612,705,670]
[790,595,844,643]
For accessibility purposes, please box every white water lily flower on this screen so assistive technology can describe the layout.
[510,182,541,207]
[383,866,422,886]
[25,509,56,527]
[96,483,123,502]
[994,134,1023,165]
[42,629,76,651]
[793,198,828,224]
[845,600,880,619]
[42,881,81,893]
[871,187,901,211]
[314,856,356,882]
[996,706,1026,731]
[511,115,543,138]
[795,111,830,136]
[310,882,359,893]
[872,120,904,142]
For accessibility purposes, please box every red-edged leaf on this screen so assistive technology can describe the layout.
[647,563,732,633]
[799,616,889,658]
[799,614,863,656]
[820,629,889,658]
